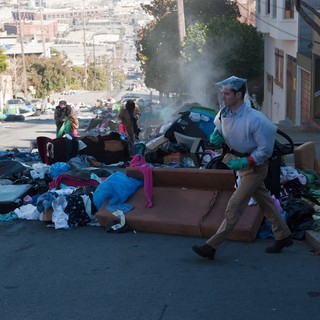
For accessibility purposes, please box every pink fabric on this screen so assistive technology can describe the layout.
[129,154,153,208]
[118,123,128,135]
[72,129,78,137]
[49,174,100,190]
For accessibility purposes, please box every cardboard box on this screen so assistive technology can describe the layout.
[163,152,191,165]
[145,135,169,152]
[42,207,53,222]
[163,152,201,167]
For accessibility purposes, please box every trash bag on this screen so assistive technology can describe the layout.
[0,160,28,180]
[49,162,71,179]
[283,196,315,239]
[204,154,230,170]
[93,171,143,210]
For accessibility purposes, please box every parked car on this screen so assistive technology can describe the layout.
[121,93,140,100]
[5,99,24,115]
[30,99,43,110]
[19,101,35,114]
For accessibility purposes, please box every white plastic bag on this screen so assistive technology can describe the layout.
[30,162,51,179]
[14,204,40,220]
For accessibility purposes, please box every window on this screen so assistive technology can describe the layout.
[272,0,277,18]
[315,57,320,96]
[257,0,261,14]
[284,0,294,19]
[267,73,273,94]
[274,48,284,88]
[266,0,271,14]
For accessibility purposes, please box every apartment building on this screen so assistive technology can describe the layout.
[4,20,58,41]
[256,0,319,128]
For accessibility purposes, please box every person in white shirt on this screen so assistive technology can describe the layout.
[192,76,293,260]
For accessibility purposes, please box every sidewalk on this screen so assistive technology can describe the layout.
[278,123,320,250]
[278,122,320,159]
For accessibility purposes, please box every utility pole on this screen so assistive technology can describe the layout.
[82,0,88,90]
[177,0,186,101]
[17,1,28,99]
[93,36,96,90]
[177,0,186,41]
[40,5,46,57]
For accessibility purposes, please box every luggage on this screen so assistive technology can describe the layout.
[37,132,131,165]
[78,133,130,165]
[37,136,79,165]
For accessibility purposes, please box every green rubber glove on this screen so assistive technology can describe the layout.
[209,130,224,147]
[226,157,250,171]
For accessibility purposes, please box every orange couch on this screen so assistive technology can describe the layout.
[96,167,264,242]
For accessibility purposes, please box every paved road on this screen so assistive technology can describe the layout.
[0,114,56,151]
[0,220,319,320]
[0,94,320,319]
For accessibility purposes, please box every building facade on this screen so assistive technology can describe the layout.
[4,20,58,41]
[256,0,319,128]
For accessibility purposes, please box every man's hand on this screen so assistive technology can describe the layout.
[226,157,253,171]
[209,130,224,147]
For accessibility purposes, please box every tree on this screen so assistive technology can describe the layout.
[137,0,240,98]
[137,13,182,97]
[0,49,8,74]
[86,64,109,91]
[181,17,264,104]
[24,51,112,98]
[184,0,240,26]
[26,55,72,98]
[295,0,320,36]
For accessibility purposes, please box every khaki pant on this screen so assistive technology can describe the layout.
[206,163,291,249]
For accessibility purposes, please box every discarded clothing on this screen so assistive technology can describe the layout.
[129,154,153,208]
[49,173,101,190]
[14,204,40,220]
[65,194,91,227]
[93,171,143,211]
[0,212,18,222]
[52,196,69,229]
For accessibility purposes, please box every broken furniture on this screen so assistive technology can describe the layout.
[96,167,264,242]
[37,133,130,165]
[294,141,320,173]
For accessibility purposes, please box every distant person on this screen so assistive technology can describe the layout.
[118,99,139,142]
[133,104,141,139]
[56,114,79,138]
[54,100,73,137]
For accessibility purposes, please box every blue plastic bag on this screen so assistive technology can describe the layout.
[50,162,70,178]
[93,171,143,210]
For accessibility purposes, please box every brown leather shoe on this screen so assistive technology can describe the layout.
[192,244,216,260]
[265,236,293,253]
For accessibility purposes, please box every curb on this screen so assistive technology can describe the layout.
[305,230,320,250]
